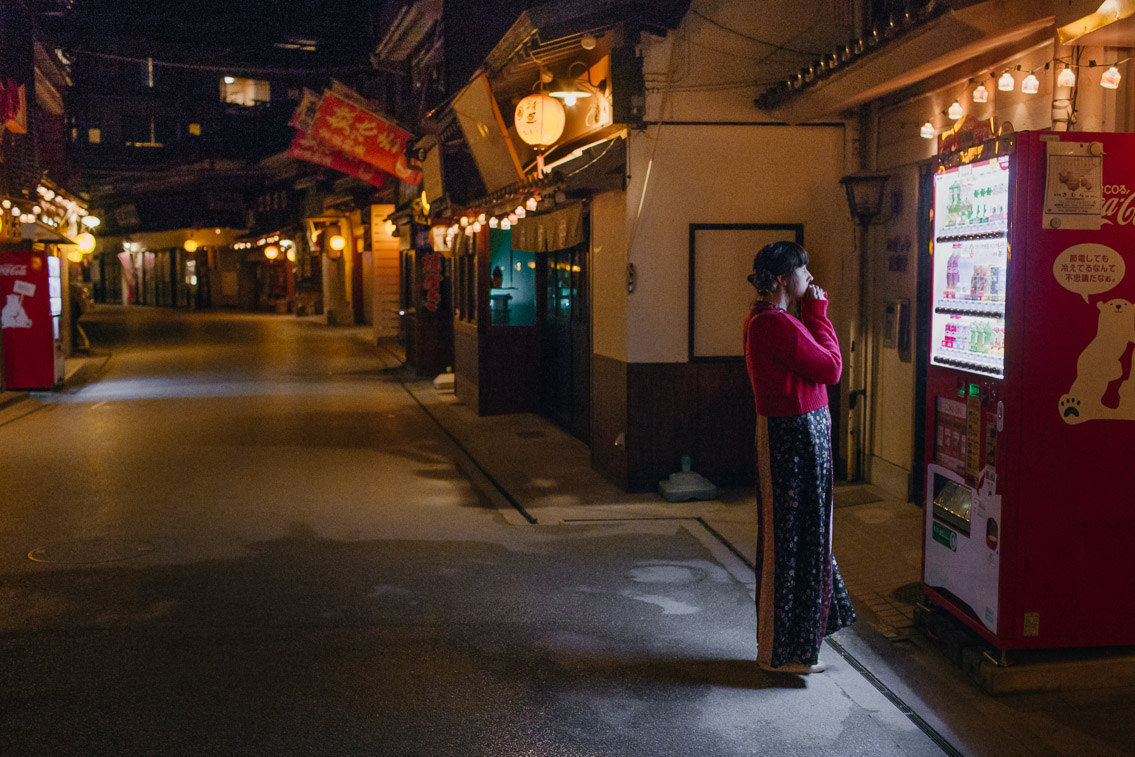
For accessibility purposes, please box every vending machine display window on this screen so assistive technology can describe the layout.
[931,156,1010,378]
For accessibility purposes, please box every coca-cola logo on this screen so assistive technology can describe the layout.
[1102,184,1135,225]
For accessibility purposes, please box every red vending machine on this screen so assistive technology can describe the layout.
[924,121,1135,650]
[0,250,65,389]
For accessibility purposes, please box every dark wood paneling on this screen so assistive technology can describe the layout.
[591,354,628,489]
[626,363,698,492]
[625,360,756,492]
[480,326,539,415]
[694,361,755,486]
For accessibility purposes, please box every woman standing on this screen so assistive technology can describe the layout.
[743,240,855,674]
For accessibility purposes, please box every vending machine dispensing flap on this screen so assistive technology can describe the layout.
[932,473,972,536]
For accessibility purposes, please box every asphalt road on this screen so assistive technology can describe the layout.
[0,307,945,756]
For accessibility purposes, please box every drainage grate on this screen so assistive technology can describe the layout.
[28,538,155,564]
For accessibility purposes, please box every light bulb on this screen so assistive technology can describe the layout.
[515,206,526,218]
[471,221,482,232]
[500,219,512,230]
[183,239,198,253]
[508,213,518,224]
[477,213,486,224]
[489,217,499,228]
[459,216,469,227]
[286,248,296,262]
[998,72,1015,91]
[972,84,989,103]
[1022,73,1040,94]
[1102,66,1122,89]
[264,245,279,260]
[526,197,538,212]
[920,121,935,139]
[1057,67,1076,88]
[947,101,963,120]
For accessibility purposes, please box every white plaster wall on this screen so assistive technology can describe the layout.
[591,190,628,361]
[624,124,853,364]
[641,0,856,123]
[868,166,919,483]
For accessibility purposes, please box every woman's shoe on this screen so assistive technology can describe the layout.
[758,659,825,674]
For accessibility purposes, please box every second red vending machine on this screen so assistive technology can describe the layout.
[924,121,1135,650]
[0,249,65,389]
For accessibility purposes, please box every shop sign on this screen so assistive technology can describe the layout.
[287,130,387,190]
[421,252,443,312]
[288,89,322,131]
[310,92,422,185]
[0,77,27,134]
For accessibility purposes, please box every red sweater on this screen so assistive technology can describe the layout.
[744,298,842,417]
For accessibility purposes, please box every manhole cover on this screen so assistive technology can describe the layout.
[625,565,706,585]
[28,538,155,564]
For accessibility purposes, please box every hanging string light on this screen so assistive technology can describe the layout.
[998,71,1015,91]
[947,101,964,119]
[972,84,989,103]
[1057,66,1076,87]
[1102,66,1122,89]
[1021,73,1040,94]
[920,121,936,139]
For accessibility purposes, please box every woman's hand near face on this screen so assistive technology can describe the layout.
[806,283,827,301]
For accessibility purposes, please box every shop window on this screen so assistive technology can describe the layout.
[488,229,535,326]
[546,246,585,325]
[221,77,270,107]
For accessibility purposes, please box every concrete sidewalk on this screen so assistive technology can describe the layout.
[401,377,922,638]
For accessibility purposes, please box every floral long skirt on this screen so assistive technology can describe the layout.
[754,405,856,669]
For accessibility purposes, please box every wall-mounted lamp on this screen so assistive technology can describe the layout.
[839,172,891,226]
[550,61,594,107]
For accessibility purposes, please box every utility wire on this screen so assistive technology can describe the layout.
[690,8,820,57]
[67,48,378,76]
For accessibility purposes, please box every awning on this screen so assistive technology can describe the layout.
[754,0,1055,124]
[511,202,583,252]
[21,220,76,244]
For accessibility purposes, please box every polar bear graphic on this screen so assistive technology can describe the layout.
[1059,298,1135,423]
[1,293,32,329]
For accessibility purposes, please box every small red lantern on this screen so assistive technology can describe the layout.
[514,93,565,147]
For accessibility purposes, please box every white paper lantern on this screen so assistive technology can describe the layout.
[514,93,566,147]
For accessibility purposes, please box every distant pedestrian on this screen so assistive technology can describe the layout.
[742,240,855,674]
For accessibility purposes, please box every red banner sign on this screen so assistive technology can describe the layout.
[310,92,422,185]
[287,130,387,189]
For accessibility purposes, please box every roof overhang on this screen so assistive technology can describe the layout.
[757,0,1056,124]
[1057,0,1135,43]
[483,0,690,75]
[21,220,76,244]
